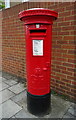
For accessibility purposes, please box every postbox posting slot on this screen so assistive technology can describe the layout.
[30,29,46,36]
[30,29,46,33]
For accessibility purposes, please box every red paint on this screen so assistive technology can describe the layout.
[19,8,58,95]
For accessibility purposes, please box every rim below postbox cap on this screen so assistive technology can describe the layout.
[19,8,58,21]
[26,8,46,10]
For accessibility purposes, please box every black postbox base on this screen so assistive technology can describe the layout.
[27,91,51,116]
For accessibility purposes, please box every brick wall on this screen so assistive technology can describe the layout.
[1,2,76,101]
[49,2,76,102]
[0,12,2,71]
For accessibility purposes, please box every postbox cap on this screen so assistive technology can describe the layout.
[19,8,58,20]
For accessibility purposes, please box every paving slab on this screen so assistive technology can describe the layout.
[11,90,27,103]
[68,104,76,117]
[4,79,17,86]
[0,91,2,105]
[43,95,72,118]
[16,95,27,111]
[2,72,13,80]
[0,72,2,77]
[11,116,16,118]
[9,116,17,120]
[0,82,10,92]
[0,77,6,84]
[11,90,27,111]
[0,99,22,118]
[0,89,15,104]
[15,109,37,118]
[62,112,75,119]
[0,104,2,120]
[2,77,7,82]
[0,77,2,83]
[10,77,19,82]
[8,83,25,94]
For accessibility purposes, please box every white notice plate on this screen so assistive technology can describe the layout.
[33,40,43,56]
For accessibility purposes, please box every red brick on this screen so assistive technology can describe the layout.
[56,80,65,85]
[68,50,76,54]
[65,16,76,21]
[71,81,76,85]
[52,68,61,72]
[52,52,62,57]
[63,54,75,59]
[56,65,66,70]
[62,26,75,31]
[56,7,65,13]
[59,11,71,17]
[69,40,76,44]
[58,21,70,26]
[56,49,67,53]
[70,31,76,35]
[66,84,76,90]
[60,85,70,91]
[63,62,74,68]
[58,73,66,79]
[65,5,74,11]
[52,44,61,49]
[67,68,76,72]
[61,70,72,76]
[57,40,68,44]
[51,60,62,65]
[62,78,71,84]
[68,59,76,64]
[52,36,62,41]
[70,21,76,25]
[58,31,69,35]
[55,87,66,94]
[62,45,75,49]
[51,75,60,80]
[52,57,67,62]
[67,76,76,80]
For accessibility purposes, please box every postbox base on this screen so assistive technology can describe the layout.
[27,91,51,116]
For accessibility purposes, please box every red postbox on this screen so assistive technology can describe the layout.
[19,8,58,116]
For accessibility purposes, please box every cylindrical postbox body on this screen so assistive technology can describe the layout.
[19,8,58,116]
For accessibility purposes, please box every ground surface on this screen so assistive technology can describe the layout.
[0,71,76,119]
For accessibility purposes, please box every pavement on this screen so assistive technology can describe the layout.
[0,71,76,119]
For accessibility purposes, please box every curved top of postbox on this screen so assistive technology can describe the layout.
[18,8,58,24]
